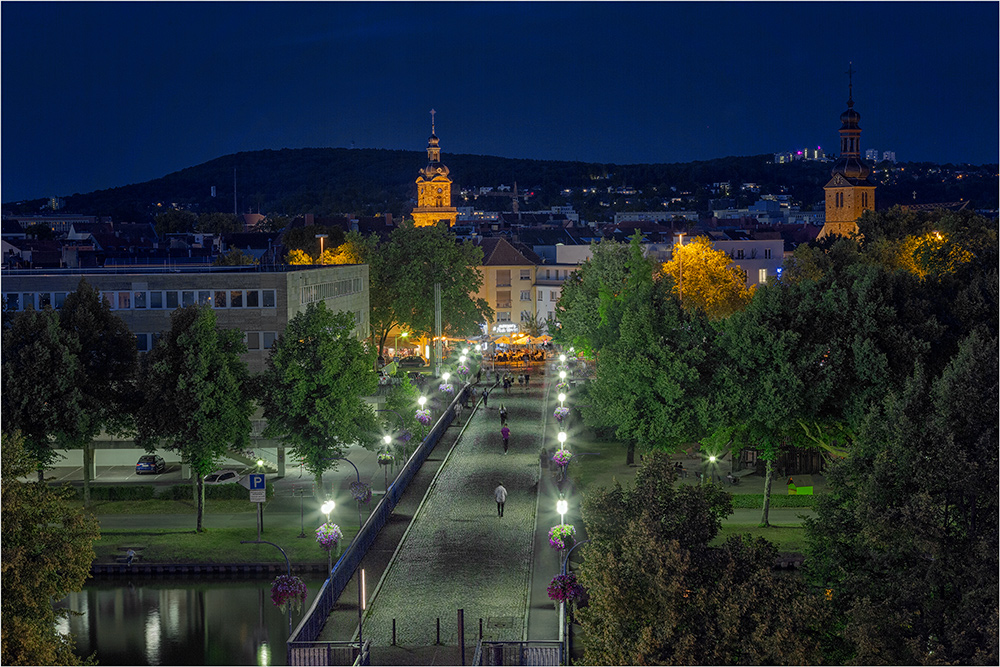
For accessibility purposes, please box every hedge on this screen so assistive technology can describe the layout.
[80,485,156,501]
[79,482,275,502]
[728,493,817,509]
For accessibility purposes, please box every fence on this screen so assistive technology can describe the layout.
[472,640,563,666]
[286,640,368,666]
[287,385,469,664]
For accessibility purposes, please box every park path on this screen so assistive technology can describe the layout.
[358,364,548,649]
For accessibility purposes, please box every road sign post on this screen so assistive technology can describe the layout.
[240,473,266,538]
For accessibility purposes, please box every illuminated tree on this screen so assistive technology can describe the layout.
[661,236,752,319]
[285,248,313,265]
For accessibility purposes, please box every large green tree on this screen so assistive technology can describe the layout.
[59,279,139,507]
[804,329,999,665]
[1,432,100,666]
[137,305,253,532]
[154,209,198,237]
[258,303,379,498]
[579,453,829,665]
[2,307,82,479]
[554,238,632,355]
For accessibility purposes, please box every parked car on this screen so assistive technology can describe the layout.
[398,356,427,367]
[203,469,239,485]
[135,454,166,474]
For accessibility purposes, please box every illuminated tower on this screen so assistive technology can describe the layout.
[819,64,876,239]
[411,109,458,228]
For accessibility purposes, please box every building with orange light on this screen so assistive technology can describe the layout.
[411,110,458,228]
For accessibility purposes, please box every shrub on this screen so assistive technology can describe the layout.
[83,485,156,501]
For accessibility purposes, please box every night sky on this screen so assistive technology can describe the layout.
[2,1,997,203]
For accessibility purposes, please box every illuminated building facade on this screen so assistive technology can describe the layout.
[411,110,458,228]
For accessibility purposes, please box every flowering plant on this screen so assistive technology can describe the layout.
[416,409,431,425]
[553,407,570,423]
[556,363,569,373]
[547,572,586,604]
[457,364,470,376]
[315,522,343,551]
[399,429,412,442]
[377,452,394,465]
[271,574,307,611]
[552,449,573,467]
[549,523,576,550]
[556,382,570,393]
[350,481,372,503]
[439,383,454,394]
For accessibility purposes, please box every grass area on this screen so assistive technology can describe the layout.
[711,523,808,554]
[729,494,816,508]
[70,499,256,514]
[94,522,356,564]
[566,426,638,493]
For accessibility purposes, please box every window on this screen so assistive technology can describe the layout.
[545,269,551,279]
[736,249,745,260]
[135,333,149,352]
[166,291,179,309]
[246,332,260,350]
[759,268,768,283]
[495,270,511,287]
[496,290,511,309]
[262,290,276,308]
[181,291,195,307]
[262,332,277,349]
[230,290,243,308]
[246,290,259,308]
[520,290,531,301]
[26,293,38,309]
[133,291,146,309]
[497,312,511,322]
[764,248,772,259]
[537,291,543,301]
[115,292,129,309]
[54,292,68,309]
[550,291,557,302]
[3,293,20,311]
[520,269,531,280]
[150,291,163,309]
[214,290,227,308]
[198,290,211,306]
[520,310,533,322]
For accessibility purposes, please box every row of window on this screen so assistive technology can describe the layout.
[300,278,363,305]
[0,289,280,312]
[832,192,869,208]
[134,330,280,352]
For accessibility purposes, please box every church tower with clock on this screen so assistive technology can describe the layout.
[819,65,876,239]
[411,109,458,228]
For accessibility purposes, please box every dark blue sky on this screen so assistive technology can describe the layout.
[2,1,997,202]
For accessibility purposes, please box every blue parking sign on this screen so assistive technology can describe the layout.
[249,473,265,490]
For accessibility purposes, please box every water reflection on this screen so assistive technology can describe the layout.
[55,576,325,666]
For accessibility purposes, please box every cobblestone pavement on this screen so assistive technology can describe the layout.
[361,363,549,649]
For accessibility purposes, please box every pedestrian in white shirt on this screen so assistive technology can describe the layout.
[494,482,507,517]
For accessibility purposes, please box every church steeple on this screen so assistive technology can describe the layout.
[412,109,457,228]
[819,64,876,240]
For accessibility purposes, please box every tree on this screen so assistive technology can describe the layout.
[285,248,313,265]
[214,248,257,266]
[59,279,139,507]
[137,305,252,532]
[1,307,82,479]
[282,224,345,257]
[804,330,999,665]
[258,303,378,499]
[154,209,197,237]
[661,235,753,320]
[197,212,242,234]
[22,223,56,240]
[1,432,100,666]
[582,234,720,464]
[554,238,632,355]
[579,453,829,665]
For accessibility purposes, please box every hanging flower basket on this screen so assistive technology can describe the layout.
[556,382,570,393]
[350,481,372,503]
[270,574,307,611]
[552,449,573,467]
[315,522,343,552]
[547,572,586,604]
[556,363,569,373]
[439,383,454,394]
[399,429,412,442]
[457,364,470,376]
[416,409,431,425]
[377,452,394,466]
[553,407,570,423]
[549,523,576,550]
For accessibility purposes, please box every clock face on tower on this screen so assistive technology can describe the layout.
[437,188,443,194]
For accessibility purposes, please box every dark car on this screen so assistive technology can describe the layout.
[398,356,427,367]
[136,454,166,474]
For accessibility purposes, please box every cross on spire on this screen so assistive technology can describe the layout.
[430,108,436,135]
[846,62,855,105]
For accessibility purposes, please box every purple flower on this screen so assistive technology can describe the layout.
[547,572,586,603]
[548,523,576,550]
[552,449,573,467]
[416,409,431,425]
[271,575,307,611]
[554,407,570,423]
[315,522,343,551]
[350,481,372,503]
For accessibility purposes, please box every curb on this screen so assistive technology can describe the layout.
[90,562,328,577]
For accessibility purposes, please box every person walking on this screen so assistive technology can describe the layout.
[126,548,136,567]
[494,482,507,517]
[482,389,490,409]
[524,372,530,388]
[501,424,510,454]
[475,368,482,385]
[499,404,508,427]
[517,374,524,390]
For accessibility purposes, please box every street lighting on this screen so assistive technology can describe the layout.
[556,498,568,526]
[321,499,335,523]
[558,392,566,406]
[676,232,685,305]
[315,233,329,262]
[459,355,466,364]
[559,370,567,381]
[442,372,451,384]
[557,431,567,449]
[418,396,427,409]
[559,354,566,363]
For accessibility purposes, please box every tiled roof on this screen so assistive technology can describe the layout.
[476,237,539,266]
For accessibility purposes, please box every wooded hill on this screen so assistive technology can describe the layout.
[5,147,996,222]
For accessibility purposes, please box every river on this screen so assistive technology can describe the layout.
[55,575,329,666]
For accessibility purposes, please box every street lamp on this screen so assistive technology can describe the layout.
[557,431,567,449]
[557,497,568,526]
[459,355,466,364]
[559,354,566,363]
[321,499,335,523]
[442,372,451,384]
[558,392,566,406]
[559,370,567,381]
[676,232,685,305]
[418,396,427,409]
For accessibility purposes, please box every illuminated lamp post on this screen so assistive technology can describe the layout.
[676,232,685,305]
[315,233,328,263]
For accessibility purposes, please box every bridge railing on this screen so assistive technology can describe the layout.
[472,640,563,666]
[287,384,470,662]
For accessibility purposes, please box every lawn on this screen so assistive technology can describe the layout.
[711,523,808,554]
[70,498,255,514]
[93,523,356,565]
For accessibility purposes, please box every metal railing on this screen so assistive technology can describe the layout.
[288,385,469,663]
[286,640,369,666]
[472,640,563,666]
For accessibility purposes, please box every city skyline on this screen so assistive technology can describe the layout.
[2,1,997,203]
